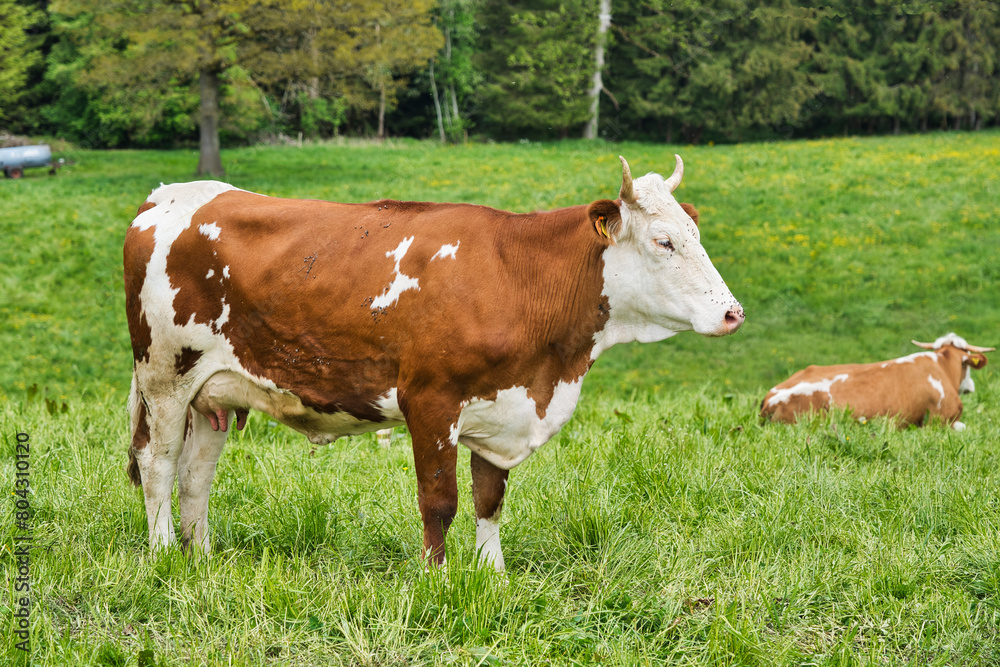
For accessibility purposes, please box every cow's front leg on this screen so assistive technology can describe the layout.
[408,420,460,567]
[471,451,509,572]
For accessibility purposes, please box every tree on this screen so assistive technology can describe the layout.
[474,0,597,139]
[51,0,282,174]
[0,0,41,124]
[610,0,817,143]
[430,0,478,142]
[931,0,1000,130]
[354,0,442,139]
[50,0,439,173]
[584,0,612,139]
[246,0,440,140]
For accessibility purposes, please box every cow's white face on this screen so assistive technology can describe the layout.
[596,155,743,353]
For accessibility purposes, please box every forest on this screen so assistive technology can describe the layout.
[2,1,999,154]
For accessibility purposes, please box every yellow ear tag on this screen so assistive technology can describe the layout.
[596,216,609,238]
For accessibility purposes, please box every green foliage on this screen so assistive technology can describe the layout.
[430,0,479,141]
[474,0,597,139]
[0,0,41,123]
[611,0,817,142]
[9,0,1000,143]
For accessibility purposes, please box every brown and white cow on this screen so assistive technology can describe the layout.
[124,155,744,569]
[760,333,992,430]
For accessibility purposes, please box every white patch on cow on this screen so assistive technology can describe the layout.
[223,266,230,279]
[455,378,584,469]
[371,236,420,310]
[215,300,230,329]
[476,518,505,572]
[198,222,221,240]
[206,269,215,279]
[431,242,460,261]
[765,373,850,407]
[960,367,975,394]
[927,374,945,408]
[374,388,404,421]
[133,181,239,232]
[881,351,937,367]
[952,421,967,431]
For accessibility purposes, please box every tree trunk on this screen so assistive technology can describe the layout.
[377,79,387,140]
[308,27,320,100]
[584,0,612,139]
[197,68,224,177]
[892,116,900,135]
[449,83,461,140]
[429,61,446,142]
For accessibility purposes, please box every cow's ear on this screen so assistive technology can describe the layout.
[968,353,988,369]
[679,202,699,226]
[588,199,622,243]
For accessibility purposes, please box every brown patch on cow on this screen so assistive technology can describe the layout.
[174,347,203,375]
[680,203,699,226]
[123,223,156,363]
[136,200,157,217]
[167,223,227,330]
[471,451,508,520]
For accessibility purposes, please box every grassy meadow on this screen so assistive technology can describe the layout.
[2,133,999,665]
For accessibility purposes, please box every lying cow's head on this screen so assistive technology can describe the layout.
[591,155,744,344]
[912,333,993,394]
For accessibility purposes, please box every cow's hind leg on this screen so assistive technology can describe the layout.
[471,452,509,572]
[177,408,231,555]
[133,396,189,551]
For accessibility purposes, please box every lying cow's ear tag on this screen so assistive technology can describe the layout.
[969,353,988,369]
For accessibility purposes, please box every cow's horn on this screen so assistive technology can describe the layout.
[619,156,636,205]
[911,340,936,349]
[961,343,995,353]
[664,154,684,192]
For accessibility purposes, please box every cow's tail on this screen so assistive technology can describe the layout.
[126,373,143,487]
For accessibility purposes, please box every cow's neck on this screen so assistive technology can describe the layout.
[496,206,612,364]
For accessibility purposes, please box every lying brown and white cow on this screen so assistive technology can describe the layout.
[760,334,992,430]
[124,155,744,568]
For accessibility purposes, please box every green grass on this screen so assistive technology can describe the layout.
[2,134,999,665]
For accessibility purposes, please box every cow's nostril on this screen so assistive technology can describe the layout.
[725,309,744,331]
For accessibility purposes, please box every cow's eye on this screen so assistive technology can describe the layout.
[656,238,674,251]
